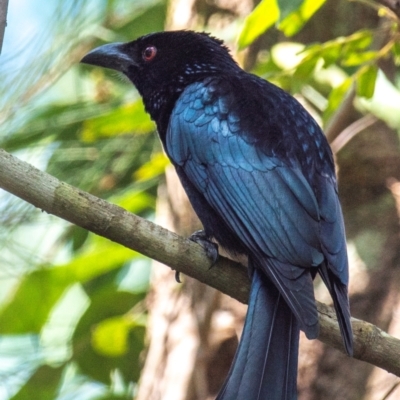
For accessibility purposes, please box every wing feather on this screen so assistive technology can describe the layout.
[166,79,347,338]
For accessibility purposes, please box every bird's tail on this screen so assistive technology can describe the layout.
[319,262,353,356]
[216,268,299,400]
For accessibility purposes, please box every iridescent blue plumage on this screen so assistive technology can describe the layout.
[165,74,352,398]
[81,30,353,400]
[167,76,338,338]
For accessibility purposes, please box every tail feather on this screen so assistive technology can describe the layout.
[217,269,299,400]
[319,263,353,356]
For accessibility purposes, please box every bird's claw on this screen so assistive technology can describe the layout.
[189,230,219,268]
[175,270,182,283]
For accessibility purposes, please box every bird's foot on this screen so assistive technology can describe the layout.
[189,230,219,268]
[174,270,182,283]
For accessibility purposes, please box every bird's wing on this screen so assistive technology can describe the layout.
[167,80,324,265]
[166,80,333,336]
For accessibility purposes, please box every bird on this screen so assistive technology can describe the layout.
[81,30,353,399]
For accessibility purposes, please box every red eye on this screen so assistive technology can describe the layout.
[143,46,157,61]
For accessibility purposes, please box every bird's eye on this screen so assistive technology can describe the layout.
[142,46,157,61]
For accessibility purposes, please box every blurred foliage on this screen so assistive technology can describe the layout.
[73,290,146,385]
[0,1,166,399]
[10,365,65,400]
[238,0,327,48]
[1,0,400,399]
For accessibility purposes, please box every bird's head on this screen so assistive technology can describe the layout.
[81,30,239,119]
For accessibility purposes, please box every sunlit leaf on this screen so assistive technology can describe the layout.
[10,365,64,400]
[92,316,136,357]
[0,244,136,334]
[73,290,146,384]
[293,54,320,80]
[134,152,170,181]
[320,44,342,67]
[112,190,156,214]
[0,269,71,334]
[295,30,373,71]
[279,0,326,36]
[341,50,378,66]
[356,65,378,99]
[392,41,400,65]
[277,0,304,20]
[323,76,354,122]
[238,0,280,49]
[81,100,155,142]
[342,30,373,52]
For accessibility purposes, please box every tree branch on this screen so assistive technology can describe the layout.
[374,0,400,18]
[0,0,8,54]
[0,148,399,376]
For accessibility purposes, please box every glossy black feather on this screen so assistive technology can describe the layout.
[166,76,347,341]
[217,267,299,400]
[81,30,354,399]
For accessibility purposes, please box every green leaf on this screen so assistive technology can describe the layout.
[341,50,378,67]
[392,41,400,65]
[324,76,354,122]
[73,290,146,384]
[238,0,280,49]
[92,315,136,357]
[293,30,373,72]
[81,100,155,142]
[134,152,170,181]
[114,191,156,214]
[10,365,64,400]
[356,65,378,99]
[293,54,320,81]
[71,226,90,251]
[277,0,304,20]
[279,0,326,36]
[0,244,136,334]
[0,269,71,334]
[342,30,373,52]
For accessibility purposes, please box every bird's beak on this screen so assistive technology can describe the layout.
[80,43,135,73]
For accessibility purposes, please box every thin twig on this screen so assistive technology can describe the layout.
[331,114,378,154]
[374,0,400,19]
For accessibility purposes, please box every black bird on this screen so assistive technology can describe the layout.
[81,30,353,399]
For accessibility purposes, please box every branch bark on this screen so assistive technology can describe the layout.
[0,148,400,376]
[0,0,8,54]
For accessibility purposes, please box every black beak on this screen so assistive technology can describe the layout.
[80,43,135,73]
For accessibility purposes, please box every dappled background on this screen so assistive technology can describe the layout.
[1,0,400,399]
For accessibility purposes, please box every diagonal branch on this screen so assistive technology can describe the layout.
[0,148,399,376]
